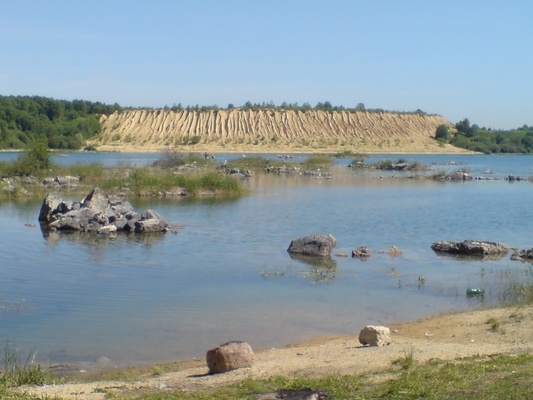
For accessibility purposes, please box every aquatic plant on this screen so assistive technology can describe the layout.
[301,154,333,170]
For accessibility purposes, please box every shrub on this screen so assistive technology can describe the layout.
[8,141,52,176]
[435,124,450,141]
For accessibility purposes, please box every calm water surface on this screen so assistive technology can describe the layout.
[1,153,533,368]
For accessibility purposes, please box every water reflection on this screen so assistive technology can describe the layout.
[288,253,337,268]
[41,227,168,250]
[431,251,510,262]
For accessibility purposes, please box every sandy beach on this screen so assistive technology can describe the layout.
[21,304,533,399]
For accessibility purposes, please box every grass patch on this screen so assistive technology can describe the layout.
[487,317,501,332]
[152,151,213,169]
[1,151,244,199]
[226,156,284,170]
[332,150,368,159]
[128,169,243,197]
[83,353,533,399]
[392,349,415,370]
[301,154,334,170]
[1,347,60,398]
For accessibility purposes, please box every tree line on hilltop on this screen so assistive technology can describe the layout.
[1,95,531,153]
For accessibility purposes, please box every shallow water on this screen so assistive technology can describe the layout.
[1,153,533,368]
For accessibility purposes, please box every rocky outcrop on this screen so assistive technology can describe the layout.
[431,240,509,257]
[287,234,337,257]
[92,109,455,153]
[38,188,169,234]
[358,326,391,347]
[206,341,254,374]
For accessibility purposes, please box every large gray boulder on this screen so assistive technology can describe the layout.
[206,341,254,374]
[39,188,168,234]
[431,240,509,257]
[287,234,337,257]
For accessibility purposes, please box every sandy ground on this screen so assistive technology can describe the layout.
[92,142,471,155]
[90,109,471,155]
[20,304,533,399]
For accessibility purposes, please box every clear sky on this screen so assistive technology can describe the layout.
[1,0,531,129]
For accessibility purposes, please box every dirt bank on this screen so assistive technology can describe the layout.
[89,109,466,154]
[21,304,533,399]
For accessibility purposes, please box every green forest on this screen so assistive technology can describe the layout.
[0,95,120,150]
[436,119,533,154]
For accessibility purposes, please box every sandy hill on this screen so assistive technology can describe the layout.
[90,109,461,153]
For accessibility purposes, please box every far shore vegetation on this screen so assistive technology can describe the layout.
[3,94,532,154]
[435,119,533,154]
[0,144,244,199]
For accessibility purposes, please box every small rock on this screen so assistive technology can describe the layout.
[387,245,403,256]
[352,246,372,259]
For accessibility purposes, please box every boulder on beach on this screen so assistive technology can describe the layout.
[206,341,254,374]
[358,325,391,347]
[287,234,337,257]
[38,188,169,234]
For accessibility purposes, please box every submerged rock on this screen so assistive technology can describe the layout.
[38,188,169,234]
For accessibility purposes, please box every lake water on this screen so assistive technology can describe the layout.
[2,152,533,369]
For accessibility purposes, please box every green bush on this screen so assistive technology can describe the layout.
[8,141,52,176]
[435,124,450,141]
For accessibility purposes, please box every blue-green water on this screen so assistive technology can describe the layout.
[1,153,533,369]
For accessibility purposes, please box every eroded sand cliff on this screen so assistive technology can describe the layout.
[91,109,462,153]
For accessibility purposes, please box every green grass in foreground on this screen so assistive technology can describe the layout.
[42,353,531,400]
[1,348,61,399]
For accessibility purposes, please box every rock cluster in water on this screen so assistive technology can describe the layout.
[38,188,169,234]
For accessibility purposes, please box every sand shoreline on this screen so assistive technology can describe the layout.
[20,304,533,399]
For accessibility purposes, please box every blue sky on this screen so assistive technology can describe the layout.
[1,0,531,129]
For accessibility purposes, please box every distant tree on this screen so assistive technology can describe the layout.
[455,118,474,137]
[355,103,365,111]
[435,124,450,141]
